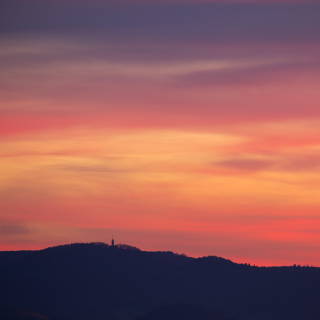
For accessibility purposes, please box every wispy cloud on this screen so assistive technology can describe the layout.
[0,223,30,235]
[1,0,320,266]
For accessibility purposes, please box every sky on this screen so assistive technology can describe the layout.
[1,0,320,266]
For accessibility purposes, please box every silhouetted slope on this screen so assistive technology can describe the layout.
[0,307,49,320]
[135,304,229,320]
[1,243,320,320]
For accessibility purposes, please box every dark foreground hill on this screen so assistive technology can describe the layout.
[0,243,320,320]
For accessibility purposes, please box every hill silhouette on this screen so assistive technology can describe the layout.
[0,307,49,320]
[1,242,320,320]
[135,303,229,320]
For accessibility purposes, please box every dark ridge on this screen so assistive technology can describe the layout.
[135,303,230,320]
[0,307,49,320]
[1,243,319,320]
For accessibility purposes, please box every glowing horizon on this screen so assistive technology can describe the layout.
[1,0,320,266]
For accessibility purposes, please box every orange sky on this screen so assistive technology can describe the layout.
[1,1,320,266]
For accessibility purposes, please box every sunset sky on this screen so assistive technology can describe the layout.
[1,0,320,266]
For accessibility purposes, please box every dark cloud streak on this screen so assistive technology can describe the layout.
[1,2,320,44]
[0,224,30,235]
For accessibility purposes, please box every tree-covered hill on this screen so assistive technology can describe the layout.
[1,243,319,320]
